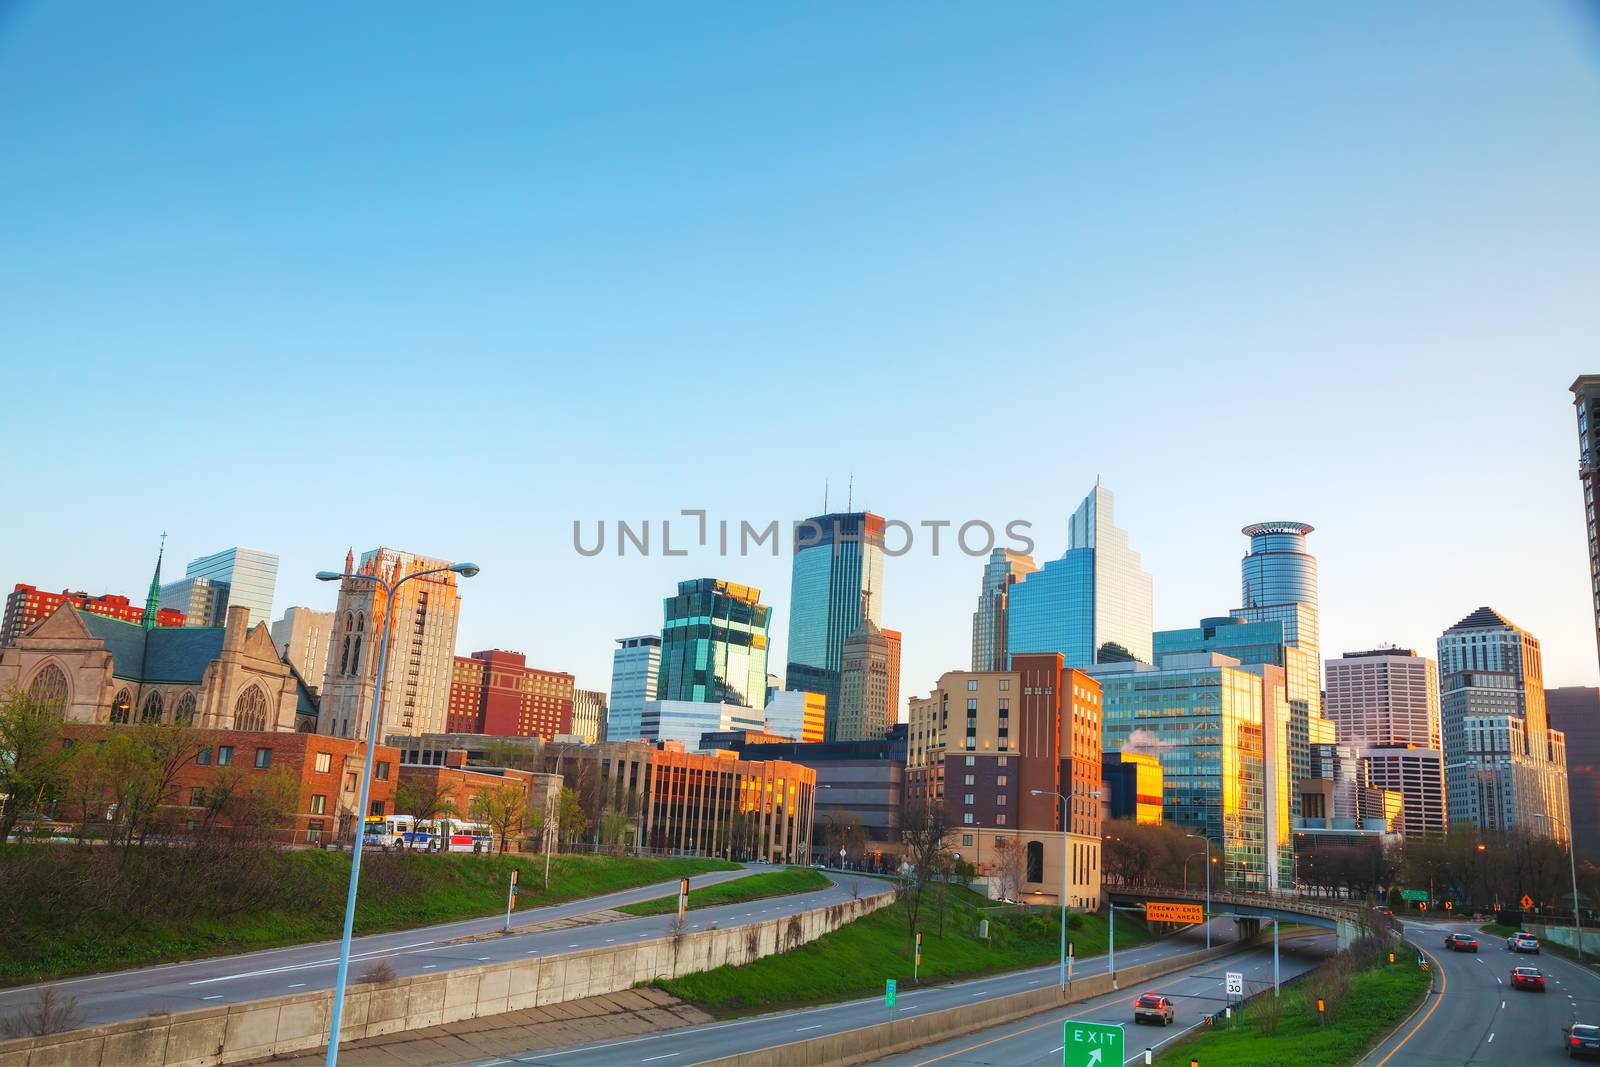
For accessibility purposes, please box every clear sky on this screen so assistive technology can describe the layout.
[3,2,1599,706]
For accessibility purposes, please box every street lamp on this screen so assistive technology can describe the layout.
[1185,832,1212,949]
[1535,812,1582,961]
[316,559,480,1066]
[1031,787,1100,987]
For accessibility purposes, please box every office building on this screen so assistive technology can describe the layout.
[1438,607,1570,843]
[1572,377,1600,676]
[446,650,574,740]
[656,579,770,711]
[4,583,185,645]
[1231,522,1320,677]
[640,699,764,749]
[271,607,333,696]
[607,635,661,742]
[764,689,826,742]
[784,511,886,729]
[836,616,892,741]
[162,547,280,628]
[971,548,1038,671]
[159,576,228,628]
[317,548,463,740]
[1360,746,1445,835]
[1092,652,1270,891]
[1324,647,1445,836]
[571,688,607,744]
[1102,751,1163,825]
[1007,485,1153,668]
[1548,686,1600,856]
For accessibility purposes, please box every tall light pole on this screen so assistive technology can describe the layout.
[1186,832,1212,949]
[1031,787,1099,987]
[316,559,480,1066]
[1535,811,1582,961]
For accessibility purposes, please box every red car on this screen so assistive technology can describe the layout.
[1445,933,1479,952]
[1512,966,1547,991]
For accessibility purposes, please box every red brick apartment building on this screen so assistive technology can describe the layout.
[3,584,186,646]
[447,650,574,740]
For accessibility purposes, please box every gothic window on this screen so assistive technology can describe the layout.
[234,685,270,732]
[1026,840,1045,884]
[356,613,365,632]
[140,690,164,723]
[110,688,133,724]
[350,636,363,674]
[174,691,198,725]
[26,663,69,709]
[340,636,351,675]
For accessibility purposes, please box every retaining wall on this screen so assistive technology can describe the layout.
[0,890,894,1067]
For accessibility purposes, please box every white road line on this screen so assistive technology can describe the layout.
[796,1024,822,1031]
[641,1055,679,1063]
[424,965,437,970]
[1500,1000,1504,1009]
[186,940,436,985]
[288,983,306,988]
[478,956,490,961]
[201,994,224,1000]
[1488,1033,1496,1043]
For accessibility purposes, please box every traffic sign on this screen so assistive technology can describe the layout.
[885,979,896,1008]
[1520,894,1535,910]
[1401,889,1428,903]
[1062,1019,1123,1067]
[1444,901,1453,911]
[1417,902,1427,912]
[1225,972,1244,997]
[1145,901,1205,924]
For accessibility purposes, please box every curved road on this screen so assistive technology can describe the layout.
[1359,919,1600,1066]
[0,865,883,1027]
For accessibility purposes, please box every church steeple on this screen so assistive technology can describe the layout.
[142,533,166,630]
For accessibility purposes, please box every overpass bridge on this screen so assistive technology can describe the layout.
[1105,884,1374,948]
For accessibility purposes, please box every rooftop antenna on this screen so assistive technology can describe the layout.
[847,472,853,512]
[824,479,829,513]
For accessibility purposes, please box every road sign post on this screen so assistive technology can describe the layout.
[504,868,520,932]
[885,978,896,1017]
[1062,1019,1123,1067]
[679,878,690,922]
[1520,893,1535,910]
[914,932,922,983]
[1225,971,1243,1004]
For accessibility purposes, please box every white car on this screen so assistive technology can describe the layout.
[1508,933,1542,954]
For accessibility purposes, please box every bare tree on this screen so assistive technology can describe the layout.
[899,794,953,952]
[394,777,457,850]
[993,834,1026,905]
[1,989,81,1038]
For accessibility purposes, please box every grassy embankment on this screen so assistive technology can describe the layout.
[0,845,735,986]
[658,883,1150,1016]
[617,866,830,916]
[1154,948,1431,1066]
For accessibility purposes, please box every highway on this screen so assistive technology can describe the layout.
[490,920,1259,1067]
[0,864,884,1026]
[1359,919,1600,1066]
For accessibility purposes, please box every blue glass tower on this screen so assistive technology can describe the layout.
[784,512,885,733]
[657,579,770,710]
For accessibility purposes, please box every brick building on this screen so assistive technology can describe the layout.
[3,584,185,645]
[394,750,561,846]
[447,650,574,740]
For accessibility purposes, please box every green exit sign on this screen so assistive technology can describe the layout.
[1063,1019,1123,1067]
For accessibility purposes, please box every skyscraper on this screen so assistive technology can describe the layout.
[836,617,891,741]
[970,548,1037,672]
[1547,686,1600,857]
[316,548,462,740]
[271,606,333,695]
[1322,648,1446,836]
[607,634,660,742]
[1571,376,1600,675]
[785,512,886,729]
[1438,607,1569,842]
[1007,485,1153,668]
[656,579,770,711]
[1231,522,1319,682]
[162,547,279,627]
[446,650,574,740]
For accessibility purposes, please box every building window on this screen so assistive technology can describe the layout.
[26,663,69,708]
[996,814,1007,825]
[997,775,1008,786]
[140,690,164,723]
[234,686,271,732]
[174,691,197,725]
[189,787,206,807]
[965,756,975,766]
[254,747,271,768]
[110,688,132,724]
[217,746,234,766]
[997,756,1008,766]
[374,762,390,781]
[998,679,1009,691]
[963,813,974,825]
[310,794,327,815]
[196,747,212,766]
[315,752,331,773]
[962,834,974,847]
[370,800,385,816]
[964,793,974,805]
[1026,840,1044,882]
[967,680,978,691]
[964,774,975,785]
[997,794,1007,805]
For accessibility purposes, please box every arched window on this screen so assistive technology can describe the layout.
[234,686,270,732]
[140,690,164,723]
[339,636,352,675]
[1026,840,1045,884]
[110,688,133,724]
[26,663,69,709]
[345,612,355,632]
[174,691,198,725]
[350,635,363,674]
[356,613,365,632]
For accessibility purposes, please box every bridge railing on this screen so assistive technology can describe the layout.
[1104,882,1366,924]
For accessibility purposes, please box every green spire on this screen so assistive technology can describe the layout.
[142,532,166,630]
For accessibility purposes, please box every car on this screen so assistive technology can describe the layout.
[1511,966,1547,991]
[1509,933,1542,954]
[1567,1023,1600,1059]
[1133,993,1175,1026]
[1445,933,1479,952]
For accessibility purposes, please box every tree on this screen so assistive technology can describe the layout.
[599,807,630,855]
[898,794,953,953]
[555,786,588,847]
[825,810,868,866]
[992,834,1026,905]
[0,688,69,844]
[394,777,457,849]
[469,784,528,855]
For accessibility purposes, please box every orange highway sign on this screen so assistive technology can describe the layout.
[1145,901,1205,924]
[1521,894,1535,909]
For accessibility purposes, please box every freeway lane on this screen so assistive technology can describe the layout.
[1358,919,1600,1065]
[495,920,1253,1067]
[865,932,1334,1066]
[0,865,882,1026]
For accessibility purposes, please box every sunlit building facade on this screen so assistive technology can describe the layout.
[656,579,770,711]
[971,548,1038,672]
[763,689,826,742]
[164,547,280,628]
[607,634,661,742]
[784,512,886,731]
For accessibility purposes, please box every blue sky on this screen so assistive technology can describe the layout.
[3,2,1599,702]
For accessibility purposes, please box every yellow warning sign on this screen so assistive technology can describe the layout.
[1144,901,1205,924]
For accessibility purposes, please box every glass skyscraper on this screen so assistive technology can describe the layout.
[657,579,771,711]
[784,512,885,733]
[970,548,1037,671]
[607,634,661,742]
[163,547,279,627]
[1230,523,1319,682]
[1007,485,1152,668]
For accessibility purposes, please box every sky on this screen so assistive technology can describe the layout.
[2,2,1600,706]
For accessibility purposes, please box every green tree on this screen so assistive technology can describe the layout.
[470,784,528,854]
[0,688,69,844]
[394,777,457,849]
[599,806,630,855]
[555,786,588,847]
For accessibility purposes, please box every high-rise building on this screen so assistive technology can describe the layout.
[1360,747,1446,835]
[1438,607,1569,842]
[1548,686,1600,857]
[1231,522,1320,678]
[836,618,891,741]
[764,689,826,742]
[446,650,574,740]
[1102,751,1164,825]
[3,583,185,645]
[162,547,279,628]
[640,699,764,749]
[1571,377,1600,676]
[271,607,333,695]
[1324,648,1446,836]
[607,635,661,742]
[571,688,607,744]
[1007,485,1153,668]
[971,549,1038,672]
[785,512,886,727]
[316,548,463,741]
[656,579,771,711]
[883,627,902,727]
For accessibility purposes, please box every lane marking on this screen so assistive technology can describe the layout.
[796,1024,822,1032]
[186,941,436,985]
[1371,944,1447,1067]
[641,1055,679,1062]
[201,994,224,1000]
[288,983,306,988]
[1488,1032,1495,1043]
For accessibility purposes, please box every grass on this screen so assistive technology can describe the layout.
[0,845,736,986]
[657,884,1150,1016]
[617,866,830,916]
[1154,949,1432,1066]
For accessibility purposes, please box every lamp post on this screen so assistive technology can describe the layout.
[1186,832,1212,949]
[1182,849,1207,892]
[1031,787,1100,987]
[1535,812,1582,961]
[315,559,480,1066]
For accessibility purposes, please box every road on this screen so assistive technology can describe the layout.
[1359,919,1600,1066]
[0,864,883,1026]
[486,920,1262,1067]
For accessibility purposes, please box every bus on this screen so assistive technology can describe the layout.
[361,815,491,852]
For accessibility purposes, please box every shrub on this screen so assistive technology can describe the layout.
[1,989,81,1038]
[358,959,398,984]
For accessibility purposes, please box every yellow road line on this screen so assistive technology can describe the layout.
[1372,945,1446,1067]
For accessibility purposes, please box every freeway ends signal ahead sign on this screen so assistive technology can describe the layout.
[1063,1019,1123,1067]
[1145,901,1205,924]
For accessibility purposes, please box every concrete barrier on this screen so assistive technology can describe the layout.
[691,941,1263,1067]
[0,890,895,1067]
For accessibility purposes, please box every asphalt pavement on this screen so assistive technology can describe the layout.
[0,864,884,1026]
